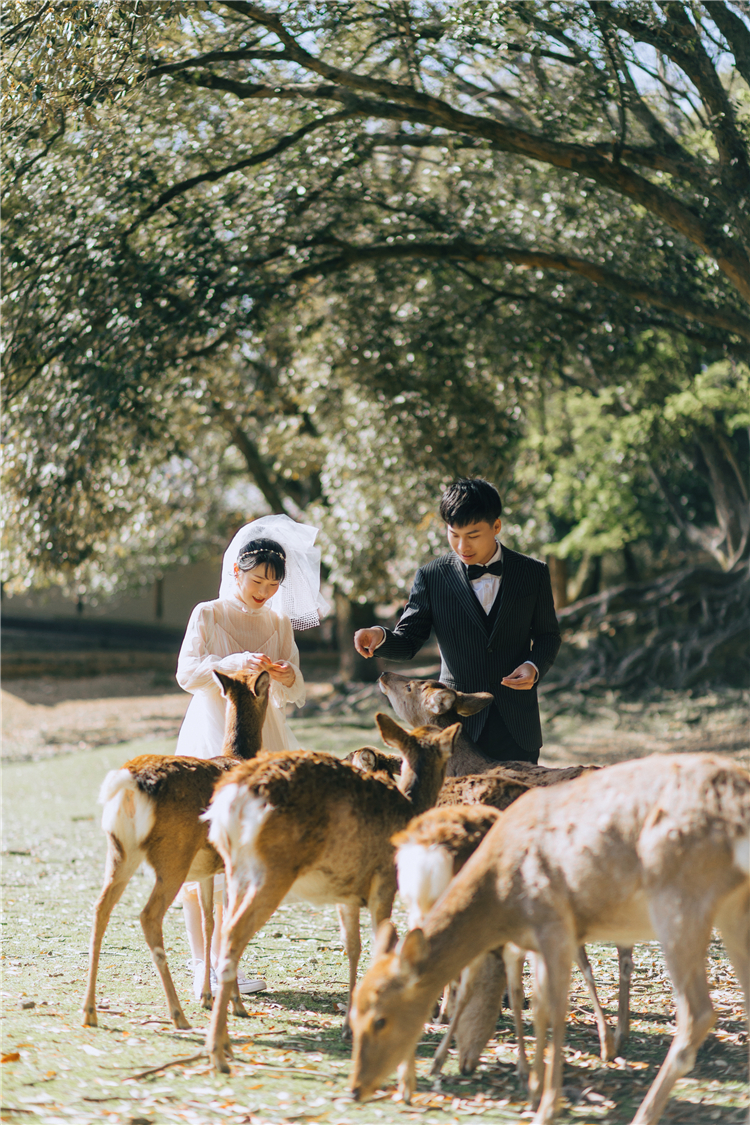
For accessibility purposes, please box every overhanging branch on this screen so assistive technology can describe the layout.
[281,239,750,341]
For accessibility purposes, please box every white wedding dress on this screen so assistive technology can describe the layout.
[175,594,305,759]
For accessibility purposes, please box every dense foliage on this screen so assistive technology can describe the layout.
[2,0,749,602]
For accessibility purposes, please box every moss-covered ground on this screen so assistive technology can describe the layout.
[2,710,748,1125]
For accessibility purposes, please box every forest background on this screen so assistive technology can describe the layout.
[3,0,749,693]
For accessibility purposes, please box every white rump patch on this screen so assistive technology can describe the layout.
[99,769,155,850]
[733,832,750,876]
[203,785,272,860]
[396,843,454,929]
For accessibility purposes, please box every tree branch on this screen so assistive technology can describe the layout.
[705,0,750,87]
[179,26,750,301]
[280,238,750,340]
[123,110,351,236]
[210,399,287,513]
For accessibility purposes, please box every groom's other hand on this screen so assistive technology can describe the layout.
[501,662,538,690]
[354,627,385,658]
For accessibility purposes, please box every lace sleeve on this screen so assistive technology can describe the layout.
[270,614,306,710]
[176,604,248,693]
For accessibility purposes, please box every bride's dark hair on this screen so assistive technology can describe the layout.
[236,537,286,582]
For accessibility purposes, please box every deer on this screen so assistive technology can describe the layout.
[81,669,271,1031]
[355,683,631,1048]
[394,805,628,1080]
[350,753,750,1125]
[378,671,497,776]
[200,711,459,1072]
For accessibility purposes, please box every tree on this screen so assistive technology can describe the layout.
[2,0,749,607]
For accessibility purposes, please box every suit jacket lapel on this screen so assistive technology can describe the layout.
[487,545,524,645]
[444,554,489,633]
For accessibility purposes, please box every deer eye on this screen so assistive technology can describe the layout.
[374,1017,387,1032]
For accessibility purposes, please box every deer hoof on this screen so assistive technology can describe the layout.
[172,1009,192,1031]
[201,992,214,1011]
[231,996,249,1018]
[81,1008,98,1028]
[600,1029,616,1063]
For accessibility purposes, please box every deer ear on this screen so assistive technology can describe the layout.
[373,920,399,959]
[212,670,233,697]
[453,691,494,716]
[397,928,428,978]
[253,670,270,698]
[437,722,462,761]
[376,713,410,754]
[424,687,456,715]
[353,748,377,771]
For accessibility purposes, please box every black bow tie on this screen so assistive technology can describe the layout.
[467,559,503,581]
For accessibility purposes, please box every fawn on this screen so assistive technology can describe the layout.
[350,754,750,1125]
[201,712,458,1071]
[82,669,270,1030]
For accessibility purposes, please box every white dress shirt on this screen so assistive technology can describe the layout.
[468,541,503,613]
[466,541,538,681]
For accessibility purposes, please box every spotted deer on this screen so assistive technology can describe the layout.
[350,754,750,1125]
[82,669,271,1030]
[201,712,458,1072]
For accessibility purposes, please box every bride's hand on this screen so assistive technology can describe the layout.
[242,652,274,675]
[267,660,295,687]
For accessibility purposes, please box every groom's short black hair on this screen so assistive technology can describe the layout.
[439,478,503,526]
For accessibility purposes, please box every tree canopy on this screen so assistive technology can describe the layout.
[2,0,749,604]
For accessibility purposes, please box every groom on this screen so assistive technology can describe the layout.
[354,478,561,763]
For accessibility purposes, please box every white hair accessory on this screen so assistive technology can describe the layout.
[219,514,329,630]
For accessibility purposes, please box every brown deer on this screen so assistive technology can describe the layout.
[350,754,750,1125]
[378,671,496,776]
[346,743,595,809]
[394,805,627,1079]
[81,669,271,1031]
[201,712,458,1072]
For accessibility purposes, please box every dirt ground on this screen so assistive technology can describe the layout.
[1,670,748,1125]
[2,667,748,766]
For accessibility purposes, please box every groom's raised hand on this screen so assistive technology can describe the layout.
[354,627,385,658]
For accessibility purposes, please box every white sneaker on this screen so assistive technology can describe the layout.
[193,960,265,998]
[236,971,267,995]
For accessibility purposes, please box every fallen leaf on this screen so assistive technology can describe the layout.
[2,1052,21,1063]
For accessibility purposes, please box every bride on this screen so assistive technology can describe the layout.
[174,514,328,999]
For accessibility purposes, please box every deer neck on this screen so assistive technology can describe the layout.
[398,757,448,816]
[420,869,506,991]
[220,698,264,760]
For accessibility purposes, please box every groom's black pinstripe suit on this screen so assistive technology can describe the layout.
[378,545,561,757]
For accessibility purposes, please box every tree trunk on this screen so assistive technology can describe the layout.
[334,591,381,682]
[547,555,569,611]
[568,554,601,602]
[695,429,750,570]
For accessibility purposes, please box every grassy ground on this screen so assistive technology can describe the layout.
[2,704,749,1125]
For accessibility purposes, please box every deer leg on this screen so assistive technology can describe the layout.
[140,869,195,1030]
[337,903,362,1040]
[207,873,295,1074]
[575,944,616,1062]
[531,936,574,1125]
[82,839,141,1027]
[431,953,487,1075]
[504,944,529,1084]
[615,946,634,1056]
[632,905,715,1125]
[197,877,215,1011]
[714,883,750,1087]
[455,948,507,1076]
[397,1054,417,1103]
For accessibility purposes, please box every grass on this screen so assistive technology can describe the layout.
[1,718,748,1125]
